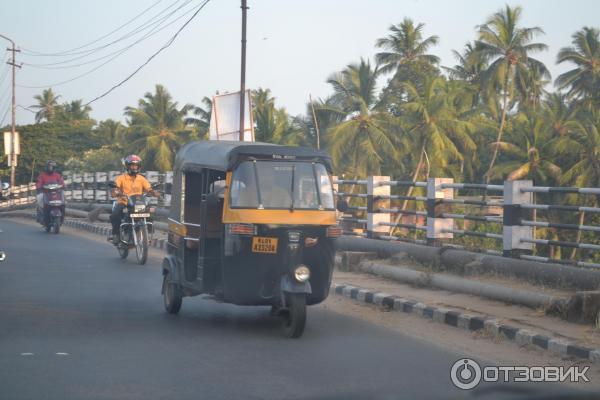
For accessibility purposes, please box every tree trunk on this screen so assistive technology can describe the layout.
[401,144,426,211]
[485,78,510,184]
[570,210,586,260]
[392,145,425,236]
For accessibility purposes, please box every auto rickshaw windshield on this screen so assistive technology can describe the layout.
[230,161,334,210]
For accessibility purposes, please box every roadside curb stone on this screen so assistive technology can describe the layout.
[331,283,600,364]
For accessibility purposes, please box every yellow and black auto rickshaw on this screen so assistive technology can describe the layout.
[162,141,346,338]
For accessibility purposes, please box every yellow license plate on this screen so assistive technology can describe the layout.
[252,237,278,254]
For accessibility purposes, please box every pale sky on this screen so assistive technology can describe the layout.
[1,0,599,126]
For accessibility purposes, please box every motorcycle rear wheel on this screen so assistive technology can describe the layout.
[52,218,60,234]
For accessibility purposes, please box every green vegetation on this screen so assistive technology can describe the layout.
[2,5,599,261]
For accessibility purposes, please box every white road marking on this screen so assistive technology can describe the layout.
[21,353,34,356]
[55,352,69,356]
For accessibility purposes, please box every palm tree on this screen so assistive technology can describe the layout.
[539,93,580,171]
[59,100,92,122]
[476,5,549,182]
[491,110,563,257]
[185,96,212,139]
[399,76,475,210]
[375,18,440,75]
[490,112,561,183]
[543,93,577,138]
[325,58,400,177]
[375,18,440,113]
[518,63,550,111]
[444,42,486,84]
[30,88,60,123]
[124,84,192,171]
[252,88,278,142]
[95,119,124,146]
[556,27,600,109]
[559,110,600,259]
[299,96,345,149]
[251,88,306,145]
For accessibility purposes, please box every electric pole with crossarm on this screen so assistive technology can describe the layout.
[0,33,21,190]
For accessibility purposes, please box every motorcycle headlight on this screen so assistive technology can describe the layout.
[294,265,311,282]
[134,204,146,212]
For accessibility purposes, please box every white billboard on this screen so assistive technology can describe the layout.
[209,91,255,142]
[3,131,20,155]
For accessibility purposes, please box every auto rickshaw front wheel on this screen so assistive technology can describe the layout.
[282,293,306,338]
[163,272,182,314]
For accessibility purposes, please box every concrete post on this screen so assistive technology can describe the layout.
[503,180,533,257]
[426,178,454,245]
[367,176,390,239]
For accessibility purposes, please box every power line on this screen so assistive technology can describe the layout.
[0,89,10,108]
[20,0,186,59]
[22,0,196,70]
[85,0,211,106]
[0,76,11,105]
[17,104,37,114]
[0,104,9,127]
[20,0,164,57]
[0,67,9,86]
[17,0,204,89]
[0,96,9,115]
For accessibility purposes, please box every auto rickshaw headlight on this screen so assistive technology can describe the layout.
[288,231,301,243]
[294,265,311,282]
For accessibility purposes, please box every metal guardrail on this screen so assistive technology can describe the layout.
[2,174,599,269]
[333,177,600,269]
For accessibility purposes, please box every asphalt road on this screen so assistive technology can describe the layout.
[0,219,590,400]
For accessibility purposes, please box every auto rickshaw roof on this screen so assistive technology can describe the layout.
[174,140,333,173]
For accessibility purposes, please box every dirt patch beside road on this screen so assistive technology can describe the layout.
[333,270,600,349]
[322,294,600,390]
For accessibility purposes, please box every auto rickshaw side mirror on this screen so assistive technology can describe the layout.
[336,199,348,213]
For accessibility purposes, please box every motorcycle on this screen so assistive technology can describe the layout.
[38,183,65,234]
[109,184,157,265]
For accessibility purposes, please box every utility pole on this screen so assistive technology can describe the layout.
[0,34,20,190]
[239,0,248,141]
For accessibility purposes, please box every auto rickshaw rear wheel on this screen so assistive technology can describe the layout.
[282,293,306,338]
[163,272,182,314]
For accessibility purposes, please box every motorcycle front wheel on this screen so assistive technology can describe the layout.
[135,225,148,265]
[118,245,129,259]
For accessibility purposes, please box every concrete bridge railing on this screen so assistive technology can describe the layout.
[1,171,599,269]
